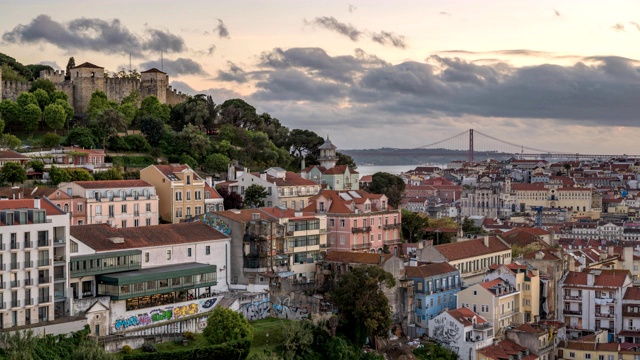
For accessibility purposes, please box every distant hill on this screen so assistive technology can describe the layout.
[340,148,512,166]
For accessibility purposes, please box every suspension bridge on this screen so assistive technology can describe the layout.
[415,129,637,162]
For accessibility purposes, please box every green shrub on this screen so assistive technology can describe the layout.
[122,345,133,354]
[183,331,195,341]
[123,338,250,360]
[141,343,157,353]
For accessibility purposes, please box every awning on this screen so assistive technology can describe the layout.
[278,271,296,278]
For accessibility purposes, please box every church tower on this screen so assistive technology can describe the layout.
[317,136,338,169]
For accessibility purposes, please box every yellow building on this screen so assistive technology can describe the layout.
[485,263,540,323]
[140,164,205,223]
[509,182,592,213]
[558,331,619,360]
[457,277,523,336]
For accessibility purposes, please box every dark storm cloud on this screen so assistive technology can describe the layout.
[140,58,207,75]
[215,19,230,39]
[2,15,186,56]
[252,69,346,102]
[306,16,362,41]
[371,31,406,49]
[216,62,248,83]
[439,49,553,57]
[171,81,241,100]
[143,29,186,53]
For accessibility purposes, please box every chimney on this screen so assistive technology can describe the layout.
[379,255,386,265]
[587,272,595,286]
[34,196,40,209]
[484,235,490,248]
[260,172,267,181]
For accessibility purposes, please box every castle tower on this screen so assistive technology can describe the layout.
[318,135,338,169]
[140,68,168,104]
[70,62,105,115]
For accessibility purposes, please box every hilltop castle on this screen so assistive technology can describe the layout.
[0,62,188,115]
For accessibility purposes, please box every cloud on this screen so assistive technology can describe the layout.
[216,61,248,83]
[139,58,207,75]
[439,49,554,57]
[348,4,357,13]
[208,44,216,55]
[612,23,626,32]
[371,31,407,49]
[305,16,362,41]
[38,60,60,70]
[252,69,347,102]
[171,80,242,101]
[2,15,186,56]
[215,19,230,39]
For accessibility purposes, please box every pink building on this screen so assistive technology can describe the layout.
[58,180,159,228]
[304,190,402,254]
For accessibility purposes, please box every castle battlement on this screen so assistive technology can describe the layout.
[39,69,66,83]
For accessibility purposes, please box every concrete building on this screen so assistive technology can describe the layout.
[140,164,205,223]
[0,198,70,329]
[304,189,402,254]
[522,248,571,320]
[59,180,159,227]
[485,263,541,323]
[560,269,632,339]
[460,177,501,218]
[416,236,512,285]
[505,322,565,360]
[68,222,230,335]
[428,307,494,360]
[407,262,461,335]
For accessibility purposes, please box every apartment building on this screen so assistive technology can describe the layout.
[59,180,159,228]
[428,307,494,360]
[485,263,540,323]
[304,190,402,254]
[0,198,69,329]
[560,269,631,336]
[68,222,230,335]
[140,164,205,223]
[416,236,512,285]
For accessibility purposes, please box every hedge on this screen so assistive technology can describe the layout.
[123,338,250,360]
[105,155,155,167]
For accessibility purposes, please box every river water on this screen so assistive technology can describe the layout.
[356,165,426,177]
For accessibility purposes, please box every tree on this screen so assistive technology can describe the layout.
[0,134,21,149]
[119,102,137,130]
[244,184,268,208]
[176,123,210,158]
[65,57,76,80]
[0,329,37,360]
[336,152,357,170]
[1,162,27,186]
[179,153,198,170]
[512,242,546,258]
[16,92,38,108]
[461,217,483,234]
[286,129,324,158]
[21,103,42,134]
[91,108,126,150]
[87,90,114,121]
[26,160,45,173]
[218,187,244,210]
[66,127,96,148]
[50,165,72,186]
[204,153,231,173]
[220,98,260,130]
[55,99,74,129]
[32,88,51,111]
[331,265,396,346]
[139,95,170,123]
[413,342,457,360]
[366,172,406,208]
[42,132,61,147]
[29,78,56,94]
[203,306,252,345]
[276,320,315,360]
[44,103,66,133]
[401,209,429,242]
[140,116,165,147]
[50,90,69,103]
[93,168,123,181]
[68,168,94,181]
[0,99,21,131]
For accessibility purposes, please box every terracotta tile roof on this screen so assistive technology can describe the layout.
[511,183,546,191]
[151,164,201,180]
[405,262,458,278]
[0,149,29,160]
[258,207,317,220]
[261,171,318,186]
[70,222,229,252]
[558,187,591,192]
[323,251,392,265]
[446,307,486,327]
[0,197,65,216]
[70,180,153,189]
[563,269,630,288]
[322,165,358,175]
[564,341,619,351]
[513,323,546,334]
[359,175,372,183]
[480,278,503,290]
[204,183,222,198]
[624,286,640,301]
[501,231,545,248]
[478,339,528,360]
[522,249,560,260]
[216,209,273,223]
[71,62,104,69]
[433,237,510,261]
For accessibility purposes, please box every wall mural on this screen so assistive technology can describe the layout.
[195,213,232,236]
[239,297,309,321]
[431,315,462,353]
[113,298,219,331]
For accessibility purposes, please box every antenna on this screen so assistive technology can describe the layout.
[161,50,164,71]
[129,53,131,73]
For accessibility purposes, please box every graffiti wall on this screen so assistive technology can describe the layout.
[112,297,220,331]
[429,313,462,354]
[239,296,310,321]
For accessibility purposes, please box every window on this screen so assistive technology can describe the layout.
[186,207,191,217]
[186,191,191,201]
[166,250,172,260]
[195,191,202,200]
[96,205,102,215]
[416,298,422,309]
[144,252,149,263]
[584,354,591,359]
[340,219,345,227]
[205,246,211,255]
[121,220,126,228]
[187,175,191,185]
[77,203,83,212]
[134,219,139,227]
[146,218,151,226]
[195,206,202,216]
[108,205,114,217]
[188,248,192,257]
[339,236,345,245]
[176,207,183,218]
[70,240,78,253]
[417,282,423,291]
[175,191,182,201]
[121,204,127,213]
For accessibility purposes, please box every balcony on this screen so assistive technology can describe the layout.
[37,239,50,247]
[0,302,5,310]
[11,300,20,307]
[10,241,19,250]
[564,309,582,316]
[53,238,65,246]
[595,297,616,305]
[352,243,371,250]
[499,307,520,319]
[134,211,140,216]
[0,282,5,289]
[54,272,65,281]
[24,240,32,249]
[38,276,52,285]
[24,260,33,269]
[53,255,65,264]
[596,312,615,318]
[24,278,35,286]
[473,323,494,331]
[384,239,402,245]
[352,226,372,233]
[10,262,20,270]
[383,223,401,230]
[24,298,34,306]
[10,280,20,288]
[564,295,581,301]
[38,259,51,267]
[38,296,52,304]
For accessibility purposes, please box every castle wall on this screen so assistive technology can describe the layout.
[2,80,32,101]
[166,86,189,106]
[39,70,66,84]
[73,77,105,116]
[105,78,140,105]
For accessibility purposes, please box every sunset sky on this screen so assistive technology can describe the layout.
[2,0,640,155]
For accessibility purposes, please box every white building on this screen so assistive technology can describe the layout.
[68,222,231,335]
[429,307,494,360]
[0,198,70,329]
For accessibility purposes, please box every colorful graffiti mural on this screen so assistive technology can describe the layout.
[195,213,232,236]
[113,298,220,331]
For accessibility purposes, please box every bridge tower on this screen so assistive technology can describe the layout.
[468,129,474,163]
